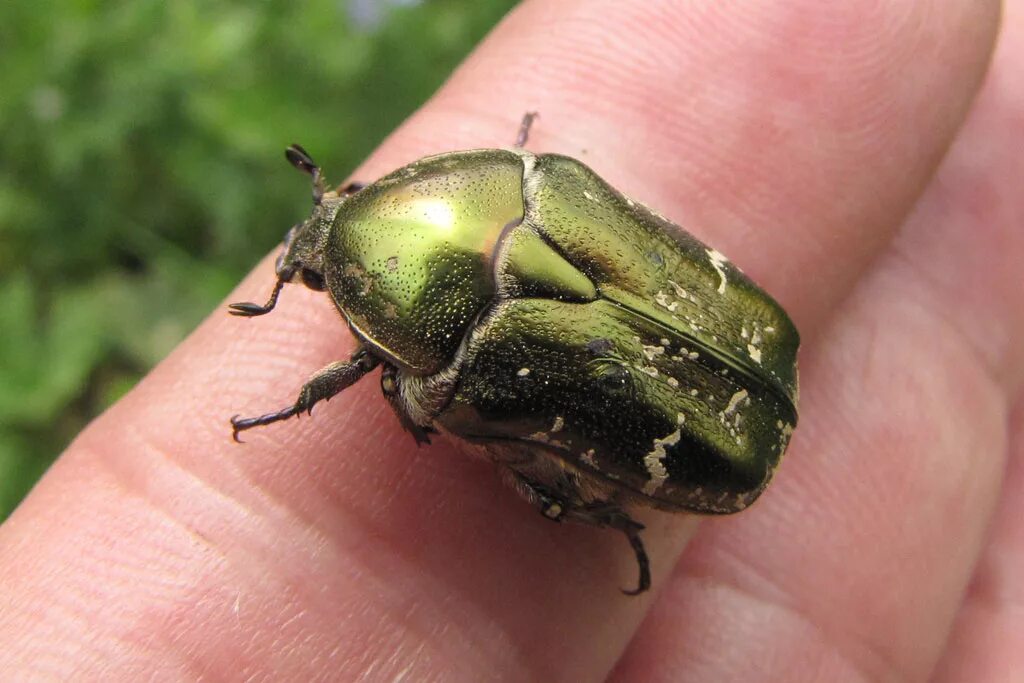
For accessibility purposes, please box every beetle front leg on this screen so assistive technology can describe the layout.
[380,365,435,446]
[230,348,379,441]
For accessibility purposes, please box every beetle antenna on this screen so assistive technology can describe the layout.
[228,277,287,317]
[285,144,325,205]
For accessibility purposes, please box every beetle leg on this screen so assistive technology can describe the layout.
[560,501,650,596]
[509,471,651,595]
[227,276,289,317]
[515,111,539,148]
[380,365,435,446]
[599,511,650,596]
[230,348,379,441]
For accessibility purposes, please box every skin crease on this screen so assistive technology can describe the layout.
[0,0,1016,680]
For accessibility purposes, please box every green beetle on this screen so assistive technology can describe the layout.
[229,114,799,594]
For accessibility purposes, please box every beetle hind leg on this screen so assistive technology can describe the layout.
[509,471,651,595]
[230,348,379,441]
[564,500,650,596]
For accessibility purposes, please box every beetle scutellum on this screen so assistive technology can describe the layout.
[229,114,799,594]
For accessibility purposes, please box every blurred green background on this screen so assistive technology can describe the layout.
[0,0,518,519]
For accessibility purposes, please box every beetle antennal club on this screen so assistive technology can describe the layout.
[286,143,325,205]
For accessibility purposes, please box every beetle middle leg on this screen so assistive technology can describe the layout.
[230,348,379,441]
[510,471,651,595]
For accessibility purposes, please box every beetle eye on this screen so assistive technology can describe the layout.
[301,268,325,291]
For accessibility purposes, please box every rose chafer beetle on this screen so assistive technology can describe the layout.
[229,114,799,594]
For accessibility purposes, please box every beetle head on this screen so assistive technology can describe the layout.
[228,145,354,317]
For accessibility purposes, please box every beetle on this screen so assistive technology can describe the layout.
[228,113,799,594]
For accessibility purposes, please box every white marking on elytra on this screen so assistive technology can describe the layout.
[640,365,659,377]
[707,249,729,294]
[747,344,763,364]
[660,338,671,346]
[580,448,598,468]
[655,291,678,312]
[530,416,568,445]
[667,279,694,302]
[642,344,666,361]
[746,323,765,364]
[583,190,597,202]
[778,422,794,452]
[720,389,750,445]
[517,367,531,377]
[643,413,685,496]
[667,377,680,388]
[723,389,749,417]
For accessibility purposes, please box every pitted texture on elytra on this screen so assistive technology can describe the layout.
[432,153,798,513]
[325,150,525,374]
[525,154,799,408]
[440,296,794,513]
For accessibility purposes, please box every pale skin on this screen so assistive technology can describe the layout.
[1,0,1020,680]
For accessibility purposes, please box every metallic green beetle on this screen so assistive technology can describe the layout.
[229,114,799,594]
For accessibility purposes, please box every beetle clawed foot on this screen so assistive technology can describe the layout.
[619,523,651,596]
[228,278,287,317]
[230,405,300,442]
[566,502,650,595]
[228,301,272,317]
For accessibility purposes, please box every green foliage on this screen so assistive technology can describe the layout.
[0,0,518,519]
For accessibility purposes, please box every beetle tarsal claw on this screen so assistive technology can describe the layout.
[230,405,300,441]
[227,301,270,317]
[228,278,286,317]
[229,415,246,443]
[619,524,651,596]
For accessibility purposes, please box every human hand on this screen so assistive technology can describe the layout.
[1,1,1017,680]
